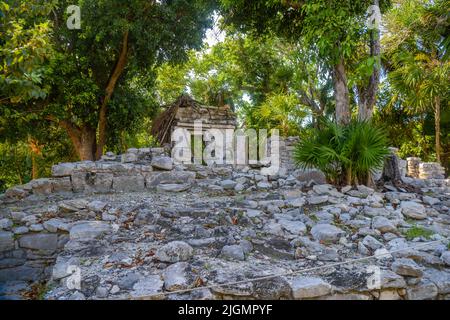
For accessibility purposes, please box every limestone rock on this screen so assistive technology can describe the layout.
[361,235,384,251]
[290,276,332,299]
[0,231,14,252]
[151,156,173,171]
[131,275,164,299]
[0,218,13,230]
[400,201,427,220]
[220,245,245,261]
[156,183,191,192]
[220,179,237,190]
[69,221,112,240]
[308,196,329,205]
[440,251,450,266]
[391,258,423,277]
[406,280,438,300]
[19,233,58,252]
[372,216,397,234]
[146,171,195,187]
[310,224,345,243]
[155,241,194,263]
[163,262,191,291]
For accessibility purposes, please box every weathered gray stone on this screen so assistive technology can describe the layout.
[69,221,112,240]
[155,241,194,263]
[308,196,329,205]
[278,219,307,235]
[362,235,384,251]
[379,270,407,289]
[131,275,164,299]
[290,276,332,299]
[293,169,326,184]
[220,245,245,261]
[406,280,438,300]
[112,175,145,192]
[423,269,450,294]
[257,181,272,189]
[71,172,113,193]
[52,163,77,177]
[0,218,13,230]
[51,177,73,193]
[0,265,43,282]
[422,196,440,206]
[146,171,195,187]
[0,231,14,252]
[220,179,237,190]
[13,226,28,235]
[29,224,44,232]
[87,200,107,212]
[372,216,397,234]
[163,262,191,291]
[400,201,427,220]
[58,199,88,212]
[440,251,450,266]
[121,153,138,163]
[151,156,173,171]
[19,233,58,252]
[310,224,345,243]
[43,219,69,233]
[30,178,53,195]
[391,258,423,277]
[156,183,191,192]
[4,186,29,199]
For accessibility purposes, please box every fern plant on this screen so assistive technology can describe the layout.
[293,119,389,186]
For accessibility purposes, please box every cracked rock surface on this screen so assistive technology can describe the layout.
[1,164,450,300]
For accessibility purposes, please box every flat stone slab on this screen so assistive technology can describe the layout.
[18,233,58,252]
[310,224,345,243]
[290,276,332,299]
[69,221,112,240]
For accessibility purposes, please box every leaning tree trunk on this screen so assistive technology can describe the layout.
[95,30,129,160]
[435,96,441,165]
[333,57,351,125]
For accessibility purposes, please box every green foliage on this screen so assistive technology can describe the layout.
[404,225,433,241]
[0,0,56,104]
[155,33,329,134]
[293,119,389,185]
[382,0,450,169]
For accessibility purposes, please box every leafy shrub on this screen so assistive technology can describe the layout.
[293,119,389,185]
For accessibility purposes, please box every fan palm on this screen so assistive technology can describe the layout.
[294,119,389,185]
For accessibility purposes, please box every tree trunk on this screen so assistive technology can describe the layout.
[95,30,129,160]
[59,120,96,161]
[380,153,402,186]
[435,96,441,164]
[358,0,381,121]
[79,126,97,161]
[28,138,42,180]
[333,57,350,125]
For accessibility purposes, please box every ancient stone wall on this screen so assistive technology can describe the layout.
[407,157,446,180]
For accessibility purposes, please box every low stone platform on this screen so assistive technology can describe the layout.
[1,163,449,299]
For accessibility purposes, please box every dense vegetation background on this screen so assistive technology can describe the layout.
[0,0,448,191]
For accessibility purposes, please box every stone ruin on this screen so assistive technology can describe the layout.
[407,157,446,180]
[151,94,237,148]
[1,135,450,300]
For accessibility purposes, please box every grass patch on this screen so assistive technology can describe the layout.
[403,225,434,241]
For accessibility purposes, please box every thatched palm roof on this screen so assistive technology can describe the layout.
[151,95,209,145]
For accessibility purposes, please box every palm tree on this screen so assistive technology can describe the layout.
[388,51,449,163]
[383,0,449,164]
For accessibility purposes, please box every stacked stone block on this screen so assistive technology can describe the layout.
[419,162,446,179]
[407,157,421,178]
